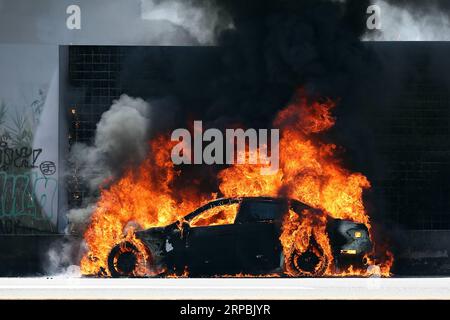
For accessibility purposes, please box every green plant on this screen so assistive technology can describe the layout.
[4,109,33,149]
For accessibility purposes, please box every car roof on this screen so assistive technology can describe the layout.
[212,196,302,204]
[183,196,310,221]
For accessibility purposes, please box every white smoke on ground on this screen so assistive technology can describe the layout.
[363,0,450,41]
[45,238,83,277]
[140,0,234,44]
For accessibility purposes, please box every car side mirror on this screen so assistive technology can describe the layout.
[179,221,190,243]
[182,221,191,232]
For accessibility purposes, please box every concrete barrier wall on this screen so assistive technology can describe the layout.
[0,235,80,276]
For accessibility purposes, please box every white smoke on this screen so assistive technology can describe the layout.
[66,204,97,234]
[140,0,234,44]
[69,94,151,192]
[65,95,152,235]
[363,0,450,41]
[50,95,152,275]
[45,238,83,277]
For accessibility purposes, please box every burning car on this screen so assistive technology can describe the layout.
[107,197,372,277]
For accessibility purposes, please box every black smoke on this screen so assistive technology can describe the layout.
[119,1,448,254]
[119,0,388,203]
[63,0,450,275]
[122,0,374,129]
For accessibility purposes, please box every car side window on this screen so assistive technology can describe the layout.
[235,200,287,223]
[190,203,240,227]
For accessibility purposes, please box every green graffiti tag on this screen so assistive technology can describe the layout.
[0,171,57,219]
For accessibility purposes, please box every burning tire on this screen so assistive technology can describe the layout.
[107,241,152,277]
[286,236,329,277]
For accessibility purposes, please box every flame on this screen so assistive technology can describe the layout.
[280,209,333,276]
[80,136,212,276]
[80,90,393,277]
[190,203,240,227]
[218,92,392,276]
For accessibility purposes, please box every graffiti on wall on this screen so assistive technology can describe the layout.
[0,141,43,171]
[0,85,60,234]
[0,218,22,234]
[0,142,57,229]
[0,171,57,219]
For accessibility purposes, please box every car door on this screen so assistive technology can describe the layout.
[184,202,241,275]
[233,199,287,273]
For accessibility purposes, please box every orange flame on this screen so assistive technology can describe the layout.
[190,203,240,227]
[280,209,333,276]
[80,90,393,277]
[80,136,212,275]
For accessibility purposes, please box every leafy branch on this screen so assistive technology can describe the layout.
[3,109,33,149]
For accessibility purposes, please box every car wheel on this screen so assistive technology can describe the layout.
[107,241,151,277]
[287,236,329,277]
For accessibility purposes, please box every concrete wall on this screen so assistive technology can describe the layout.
[0,235,79,276]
